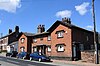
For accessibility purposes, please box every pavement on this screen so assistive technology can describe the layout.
[0,52,100,66]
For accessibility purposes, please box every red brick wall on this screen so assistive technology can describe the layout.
[81,51,94,63]
[51,24,72,57]
[18,34,27,53]
[32,24,72,57]
[32,35,51,55]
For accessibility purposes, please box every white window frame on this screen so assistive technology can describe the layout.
[21,38,25,43]
[47,46,51,52]
[47,35,51,41]
[57,45,64,52]
[33,47,37,52]
[33,39,37,43]
[57,31,63,38]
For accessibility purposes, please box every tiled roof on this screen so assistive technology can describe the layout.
[47,20,93,33]
[23,32,35,36]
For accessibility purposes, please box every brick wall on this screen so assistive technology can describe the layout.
[51,24,72,57]
[32,24,72,59]
[72,27,94,50]
[81,51,95,63]
[18,34,28,53]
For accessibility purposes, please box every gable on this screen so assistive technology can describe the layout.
[47,20,71,33]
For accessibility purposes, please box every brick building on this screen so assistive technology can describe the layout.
[0,35,8,52]
[7,26,20,52]
[18,32,34,53]
[18,18,96,60]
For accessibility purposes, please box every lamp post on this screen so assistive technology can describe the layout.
[92,0,99,64]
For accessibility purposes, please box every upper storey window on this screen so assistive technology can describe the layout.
[47,35,51,41]
[20,38,25,43]
[56,30,65,38]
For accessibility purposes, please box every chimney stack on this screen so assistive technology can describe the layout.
[37,24,45,33]
[62,17,71,24]
[41,25,45,32]
[15,26,19,32]
[9,29,12,34]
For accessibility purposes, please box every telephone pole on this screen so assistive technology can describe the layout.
[92,0,99,64]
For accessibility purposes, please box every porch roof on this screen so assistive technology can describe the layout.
[36,44,50,46]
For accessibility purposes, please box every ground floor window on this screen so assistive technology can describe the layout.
[33,47,37,52]
[79,44,84,51]
[56,44,65,52]
[20,46,25,52]
[47,46,51,52]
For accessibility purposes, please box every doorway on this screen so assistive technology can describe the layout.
[72,42,81,61]
[37,45,46,55]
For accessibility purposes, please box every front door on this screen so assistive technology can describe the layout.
[37,45,46,55]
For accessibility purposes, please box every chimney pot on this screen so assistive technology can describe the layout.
[62,17,71,24]
[9,29,12,34]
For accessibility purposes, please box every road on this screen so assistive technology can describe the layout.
[0,56,78,66]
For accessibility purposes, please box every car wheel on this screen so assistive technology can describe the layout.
[30,57,32,61]
[10,55,11,57]
[23,56,25,59]
[39,58,42,62]
[16,56,18,59]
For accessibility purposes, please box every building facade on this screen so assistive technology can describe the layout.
[7,26,20,53]
[18,18,95,60]
[0,35,8,52]
[18,32,34,54]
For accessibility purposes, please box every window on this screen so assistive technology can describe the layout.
[4,45,6,49]
[79,44,84,51]
[47,35,51,41]
[56,44,65,52]
[33,47,37,52]
[57,32,63,38]
[20,38,25,43]
[86,36,89,41]
[40,37,43,41]
[20,47,25,52]
[56,30,65,38]
[47,46,51,52]
[33,39,37,43]
[0,39,3,44]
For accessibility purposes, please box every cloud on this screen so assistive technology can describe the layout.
[75,2,90,15]
[0,0,21,13]
[56,10,72,18]
[86,25,93,30]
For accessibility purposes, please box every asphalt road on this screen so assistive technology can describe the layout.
[0,56,77,66]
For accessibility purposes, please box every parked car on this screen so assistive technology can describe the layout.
[6,51,18,57]
[11,51,18,57]
[17,52,30,59]
[30,52,50,62]
[6,52,12,57]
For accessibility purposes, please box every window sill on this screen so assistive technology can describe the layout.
[47,51,51,52]
[56,49,65,52]
[57,51,64,52]
[47,40,51,41]
[57,37,63,39]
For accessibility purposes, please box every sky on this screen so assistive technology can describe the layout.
[0,0,100,36]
